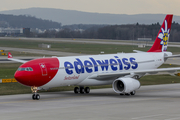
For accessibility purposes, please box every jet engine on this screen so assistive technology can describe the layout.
[112,77,140,94]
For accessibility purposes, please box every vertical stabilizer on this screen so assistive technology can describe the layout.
[147,14,173,52]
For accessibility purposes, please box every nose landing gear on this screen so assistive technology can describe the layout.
[31,86,40,100]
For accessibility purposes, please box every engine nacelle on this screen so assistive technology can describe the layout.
[112,77,140,94]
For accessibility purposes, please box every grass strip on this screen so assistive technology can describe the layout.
[0,39,180,54]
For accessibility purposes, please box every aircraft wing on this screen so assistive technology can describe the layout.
[8,58,27,63]
[8,52,28,63]
[88,67,180,79]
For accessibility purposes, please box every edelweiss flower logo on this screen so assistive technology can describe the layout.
[158,20,170,51]
[41,64,45,68]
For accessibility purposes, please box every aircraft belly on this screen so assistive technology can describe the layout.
[77,78,113,86]
[39,69,87,89]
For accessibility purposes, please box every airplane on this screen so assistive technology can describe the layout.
[8,14,180,100]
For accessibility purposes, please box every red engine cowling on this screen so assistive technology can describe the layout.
[112,77,140,94]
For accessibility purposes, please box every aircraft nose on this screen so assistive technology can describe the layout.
[14,71,31,86]
[14,58,60,87]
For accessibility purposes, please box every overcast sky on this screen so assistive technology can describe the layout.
[0,0,179,15]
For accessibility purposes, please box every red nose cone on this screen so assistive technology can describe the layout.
[14,58,59,87]
[14,71,31,86]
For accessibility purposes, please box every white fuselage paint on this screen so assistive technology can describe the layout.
[39,52,165,90]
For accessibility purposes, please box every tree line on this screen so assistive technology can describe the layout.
[0,14,61,29]
[1,13,180,42]
[37,22,180,42]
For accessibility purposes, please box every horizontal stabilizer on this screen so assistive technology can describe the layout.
[164,54,180,58]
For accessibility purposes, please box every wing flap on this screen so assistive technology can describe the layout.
[133,50,145,53]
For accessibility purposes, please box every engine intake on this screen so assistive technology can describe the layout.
[112,77,140,94]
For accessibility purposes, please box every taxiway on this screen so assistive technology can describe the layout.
[0,46,179,65]
[0,84,180,120]
[1,37,180,47]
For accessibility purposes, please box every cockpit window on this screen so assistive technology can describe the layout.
[18,67,33,71]
[18,68,25,71]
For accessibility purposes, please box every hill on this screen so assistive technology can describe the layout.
[0,14,61,29]
[1,8,180,25]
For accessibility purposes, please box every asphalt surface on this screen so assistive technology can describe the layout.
[165,58,180,65]
[1,37,180,47]
[1,84,180,120]
[0,46,84,56]
[0,46,84,63]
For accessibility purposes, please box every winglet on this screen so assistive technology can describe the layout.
[147,14,173,52]
[8,52,13,58]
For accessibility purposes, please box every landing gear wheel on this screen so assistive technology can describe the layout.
[80,87,84,94]
[85,87,90,94]
[32,94,40,100]
[32,94,36,100]
[120,93,124,96]
[36,94,40,100]
[125,93,130,96]
[31,86,40,100]
[130,91,136,95]
[74,87,79,94]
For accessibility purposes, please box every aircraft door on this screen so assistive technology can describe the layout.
[153,55,158,67]
[74,62,82,74]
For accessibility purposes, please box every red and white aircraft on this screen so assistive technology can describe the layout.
[8,14,180,100]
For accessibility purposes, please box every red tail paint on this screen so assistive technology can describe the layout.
[147,14,173,52]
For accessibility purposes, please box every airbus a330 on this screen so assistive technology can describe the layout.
[8,14,180,100]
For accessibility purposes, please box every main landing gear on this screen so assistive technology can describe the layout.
[119,91,136,96]
[31,86,40,100]
[74,86,90,94]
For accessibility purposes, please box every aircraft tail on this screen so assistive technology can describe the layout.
[147,14,173,52]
